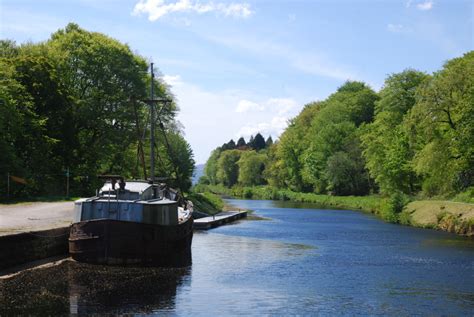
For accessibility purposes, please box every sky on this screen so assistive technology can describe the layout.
[1,0,473,164]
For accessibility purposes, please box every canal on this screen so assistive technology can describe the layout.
[1,199,473,315]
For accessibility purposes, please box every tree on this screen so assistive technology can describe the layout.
[302,82,378,194]
[405,52,474,195]
[277,102,322,191]
[265,136,273,147]
[361,69,427,195]
[327,81,378,126]
[222,139,236,150]
[44,23,153,193]
[156,132,195,192]
[216,150,241,187]
[248,135,255,148]
[237,151,266,186]
[0,24,195,198]
[236,137,246,147]
[252,133,266,150]
[204,148,222,185]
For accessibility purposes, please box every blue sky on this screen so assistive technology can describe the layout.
[1,0,472,163]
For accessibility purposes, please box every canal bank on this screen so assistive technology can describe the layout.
[198,185,474,237]
[0,202,248,272]
[0,202,74,271]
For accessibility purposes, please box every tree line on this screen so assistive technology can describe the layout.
[1,23,195,198]
[200,51,473,199]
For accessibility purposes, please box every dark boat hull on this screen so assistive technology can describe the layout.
[69,218,193,266]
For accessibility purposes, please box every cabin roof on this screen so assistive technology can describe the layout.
[100,181,152,194]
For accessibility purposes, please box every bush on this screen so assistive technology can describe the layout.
[242,187,254,199]
[380,192,410,223]
[452,187,474,203]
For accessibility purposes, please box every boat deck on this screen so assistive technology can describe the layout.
[194,210,248,230]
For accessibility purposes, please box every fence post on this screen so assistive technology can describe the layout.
[7,172,10,199]
[66,168,70,198]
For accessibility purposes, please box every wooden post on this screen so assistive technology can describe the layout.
[7,172,10,199]
[66,167,70,198]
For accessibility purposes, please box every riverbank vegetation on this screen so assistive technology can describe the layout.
[187,192,224,215]
[1,24,195,200]
[197,51,474,235]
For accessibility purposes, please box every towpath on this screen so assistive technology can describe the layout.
[0,202,74,236]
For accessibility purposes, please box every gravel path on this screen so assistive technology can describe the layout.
[0,202,74,236]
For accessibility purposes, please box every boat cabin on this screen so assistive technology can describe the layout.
[73,181,181,226]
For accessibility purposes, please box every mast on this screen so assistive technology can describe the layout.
[150,63,155,185]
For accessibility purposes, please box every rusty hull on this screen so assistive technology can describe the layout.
[69,218,193,267]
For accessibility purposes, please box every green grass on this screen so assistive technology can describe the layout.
[195,184,474,236]
[187,192,224,215]
[196,184,389,216]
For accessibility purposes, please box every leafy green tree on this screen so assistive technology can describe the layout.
[155,132,195,192]
[405,52,474,195]
[361,69,428,194]
[44,23,153,193]
[277,102,323,191]
[237,150,266,186]
[0,24,195,198]
[216,150,241,187]
[327,81,378,126]
[302,82,378,194]
[263,143,288,188]
[204,148,222,185]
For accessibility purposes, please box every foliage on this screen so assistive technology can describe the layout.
[452,187,474,204]
[203,148,221,185]
[155,132,195,192]
[251,133,266,150]
[0,24,195,198]
[236,137,246,147]
[301,82,378,195]
[275,102,323,191]
[237,150,266,186]
[361,69,428,195]
[187,192,223,215]
[405,51,474,196]
[216,150,241,187]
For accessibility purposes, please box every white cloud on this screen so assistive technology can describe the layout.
[162,74,183,86]
[236,99,264,113]
[235,97,297,115]
[236,116,290,140]
[387,23,405,33]
[417,1,433,11]
[132,0,253,21]
[406,0,434,11]
[233,97,298,139]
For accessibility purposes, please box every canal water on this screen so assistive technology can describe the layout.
[1,199,473,315]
